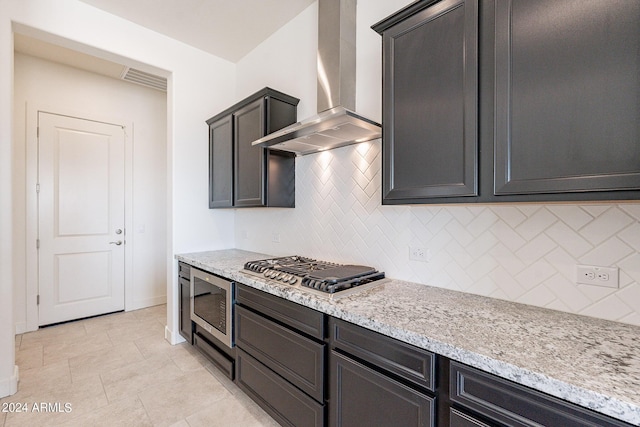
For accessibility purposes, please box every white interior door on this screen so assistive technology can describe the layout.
[38,112,126,326]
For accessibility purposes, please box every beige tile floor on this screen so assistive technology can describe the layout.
[1,305,280,427]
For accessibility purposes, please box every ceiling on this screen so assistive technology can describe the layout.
[14,1,315,91]
[77,0,316,63]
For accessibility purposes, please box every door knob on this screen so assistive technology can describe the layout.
[109,240,123,245]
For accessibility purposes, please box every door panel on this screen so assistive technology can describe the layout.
[234,98,266,207]
[494,0,640,195]
[381,0,478,202]
[38,112,125,325]
[56,252,111,303]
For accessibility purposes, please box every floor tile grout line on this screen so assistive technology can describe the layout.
[135,392,155,426]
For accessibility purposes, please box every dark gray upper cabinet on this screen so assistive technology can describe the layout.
[206,87,299,208]
[234,99,265,207]
[374,0,640,204]
[493,0,640,196]
[208,115,233,208]
[373,0,478,203]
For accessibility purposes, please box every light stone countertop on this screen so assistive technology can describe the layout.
[176,249,640,426]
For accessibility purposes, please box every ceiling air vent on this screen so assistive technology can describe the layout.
[121,67,167,92]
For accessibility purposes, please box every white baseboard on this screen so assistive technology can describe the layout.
[127,295,167,312]
[165,326,186,345]
[15,321,27,335]
[0,365,19,398]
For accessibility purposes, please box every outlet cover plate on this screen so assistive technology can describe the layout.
[576,265,619,288]
[410,246,430,262]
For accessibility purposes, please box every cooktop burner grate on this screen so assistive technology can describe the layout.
[243,256,386,295]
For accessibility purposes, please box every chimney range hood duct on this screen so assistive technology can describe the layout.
[252,0,382,156]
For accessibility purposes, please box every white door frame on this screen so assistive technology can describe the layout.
[24,103,134,332]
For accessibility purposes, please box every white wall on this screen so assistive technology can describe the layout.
[12,52,168,333]
[234,0,640,327]
[0,0,237,398]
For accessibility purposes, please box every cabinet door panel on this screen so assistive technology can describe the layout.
[330,350,435,427]
[236,349,325,427]
[235,283,325,339]
[208,115,233,208]
[234,99,266,207]
[382,0,478,202]
[235,305,325,402]
[330,317,435,391]
[179,278,191,343]
[450,361,632,427]
[494,0,640,195]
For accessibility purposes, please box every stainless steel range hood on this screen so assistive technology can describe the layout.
[252,0,381,156]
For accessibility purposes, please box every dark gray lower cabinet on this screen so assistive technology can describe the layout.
[449,361,633,427]
[449,408,490,427]
[234,284,326,427]
[331,351,435,427]
[177,262,192,343]
[235,305,324,402]
[329,318,437,427]
[236,349,324,427]
[193,325,235,380]
[230,283,633,427]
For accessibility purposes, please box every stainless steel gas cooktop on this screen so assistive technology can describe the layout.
[242,256,388,299]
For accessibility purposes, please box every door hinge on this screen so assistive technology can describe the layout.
[36,239,40,249]
[36,183,40,193]
[37,127,39,138]
[37,295,40,305]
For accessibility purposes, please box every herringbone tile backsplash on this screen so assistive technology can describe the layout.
[235,140,640,326]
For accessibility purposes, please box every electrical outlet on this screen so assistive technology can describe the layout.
[271,233,281,243]
[576,265,619,288]
[410,246,430,262]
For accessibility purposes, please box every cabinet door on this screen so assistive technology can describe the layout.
[450,361,633,427]
[382,0,478,203]
[330,351,435,427]
[494,0,640,195]
[236,349,325,427]
[208,115,233,208]
[179,278,191,342]
[234,98,266,207]
[235,305,325,402]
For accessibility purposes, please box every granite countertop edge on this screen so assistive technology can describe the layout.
[175,249,640,426]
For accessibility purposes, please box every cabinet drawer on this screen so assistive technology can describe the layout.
[235,305,325,402]
[329,317,435,391]
[236,349,324,427]
[193,332,233,380]
[235,284,324,339]
[450,362,632,427]
[450,408,490,427]
[178,262,190,280]
[330,350,435,427]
